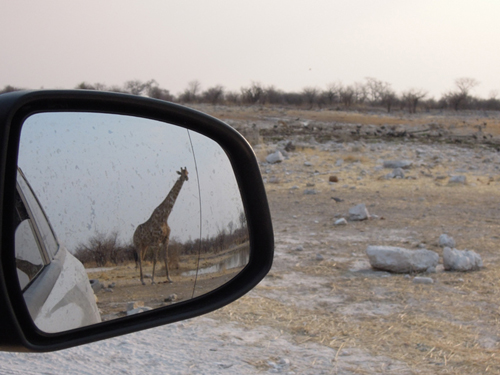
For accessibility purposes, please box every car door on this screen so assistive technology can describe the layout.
[15,169,101,333]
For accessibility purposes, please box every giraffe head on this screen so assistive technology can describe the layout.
[177,167,189,181]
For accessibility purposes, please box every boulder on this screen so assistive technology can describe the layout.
[266,151,284,164]
[334,218,347,226]
[383,160,413,169]
[385,168,405,179]
[448,175,467,185]
[443,247,483,271]
[89,279,102,293]
[304,189,317,195]
[164,294,178,302]
[413,276,434,284]
[438,234,455,248]
[349,204,370,221]
[366,246,439,273]
[127,306,152,316]
[127,301,144,311]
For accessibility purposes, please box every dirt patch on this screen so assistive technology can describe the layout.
[205,107,500,374]
[86,107,500,373]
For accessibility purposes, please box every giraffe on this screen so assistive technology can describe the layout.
[133,167,189,285]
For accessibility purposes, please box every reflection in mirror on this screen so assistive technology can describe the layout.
[17,112,249,332]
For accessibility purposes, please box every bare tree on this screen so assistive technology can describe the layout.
[241,82,265,105]
[265,85,284,105]
[202,85,225,105]
[323,82,340,107]
[179,80,201,103]
[144,80,174,101]
[124,80,149,96]
[444,77,479,110]
[75,82,96,90]
[353,82,368,104]
[402,89,427,114]
[225,91,241,105]
[302,87,319,109]
[455,77,479,96]
[364,77,392,103]
[381,90,398,113]
[339,84,356,109]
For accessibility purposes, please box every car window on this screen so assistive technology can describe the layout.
[15,220,44,290]
[14,192,46,290]
[16,173,59,259]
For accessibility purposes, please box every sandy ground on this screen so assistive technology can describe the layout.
[2,107,500,374]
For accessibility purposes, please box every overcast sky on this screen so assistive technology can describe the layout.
[1,0,499,99]
[18,113,244,251]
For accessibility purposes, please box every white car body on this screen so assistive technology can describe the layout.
[15,169,101,333]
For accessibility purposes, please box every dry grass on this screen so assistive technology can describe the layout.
[209,131,500,374]
[200,105,500,136]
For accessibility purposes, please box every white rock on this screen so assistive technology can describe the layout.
[334,218,348,226]
[443,247,483,271]
[413,277,434,284]
[127,306,152,316]
[266,151,284,164]
[349,203,370,221]
[366,246,439,273]
[438,234,455,248]
[127,301,144,311]
[448,175,467,185]
[383,160,413,169]
[386,167,405,179]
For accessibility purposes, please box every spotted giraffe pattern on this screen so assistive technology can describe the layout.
[133,167,188,284]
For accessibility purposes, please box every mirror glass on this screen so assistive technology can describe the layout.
[16,112,249,333]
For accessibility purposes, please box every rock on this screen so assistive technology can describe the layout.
[284,141,295,152]
[383,160,413,169]
[315,254,324,261]
[386,168,405,179]
[349,203,370,221]
[335,159,343,167]
[438,234,456,248]
[366,246,439,273]
[164,294,178,302]
[448,175,467,185]
[107,282,116,289]
[443,247,483,271]
[266,151,284,164]
[304,189,317,195]
[127,306,153,316]
[329,175,339,183]
[268,176,280,184]
[426,266,436,273]
[294,245,304,252]
[89,279,102,293]
[334,218,347,226]
[304,161,313,166]
[127,301,144,311]
[413,277,434,284]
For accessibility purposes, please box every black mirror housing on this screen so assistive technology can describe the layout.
[0,90,274,352]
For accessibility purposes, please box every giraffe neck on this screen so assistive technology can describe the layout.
[157,176,186,219]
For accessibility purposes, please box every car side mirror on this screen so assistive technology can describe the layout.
[0,90,274,352]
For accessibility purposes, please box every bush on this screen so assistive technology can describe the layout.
[74,231,135,267]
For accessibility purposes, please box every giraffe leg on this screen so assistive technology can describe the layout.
[138,247,145,285]
[151,244,159,285]
[164,236,172,283]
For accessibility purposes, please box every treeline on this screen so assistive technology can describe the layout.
[74,218,248,268]
[2,77,499,113]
